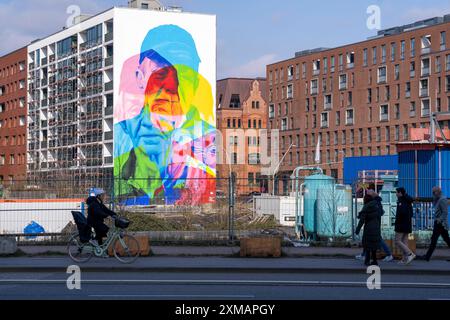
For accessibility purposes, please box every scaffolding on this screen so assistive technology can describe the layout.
[27,31,114,190]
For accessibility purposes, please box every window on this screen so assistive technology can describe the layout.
[436,56,441,73]
[9,155,14,165]
[302,62,306,78]
[330,56,335,73]
[405,82,411,98]
[421,99,430,117]
[410,61,415,78]
[395,125,400,141]
[446,75,450,92]
[376,127,381,142]
[421,58,430,76]
[378,66,387,83]
[441,31,446,50]
[229,94,241,108]
[86,24,103,46]
[288,65,294,80]
[322,78,327,92]
[401,40,405,60]
[403,124,409,140]
[0,155,4,165]
[248,173,254,184]
[385,127,391,142]
[410,38,416,57]
[287,84,293,99]
[394,64,400,80]
[345,109,354,125]
[313,60,321,75]
[324,94,332,110]
[323,57,328,74]
[381,45,386,63]
[295,64,300,79]
[421,35,431,54]
[410,101,416,117]
[339,54,343,70]
[372,47,377,64]
[231,153,238,164]
[339,74,347,90]
[310,80,318,95]
[335,111,341,126]
[420,79,429,97]
[367,128,372,143]
[390,42,396,61]
[367,88,372,103]
[394,104,400,119]
[347,52,355,68]
[342,130,347,144]
[446,54,450,71]
[269,104,274,118]
[281,118,288,131]
[363,48,368,67]
[19,116,25,126]
[380,104,389,121]
[321,112,329,128]
[368,107,373,122]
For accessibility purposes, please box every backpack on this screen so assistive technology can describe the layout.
[71,211,92,243]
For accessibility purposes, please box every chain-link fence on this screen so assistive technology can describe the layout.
[0,176,448,244]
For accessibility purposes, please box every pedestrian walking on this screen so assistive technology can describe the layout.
[355,189,394,262]
[418,187,450,261]
[394,187,416,265]
[355,194,382,266]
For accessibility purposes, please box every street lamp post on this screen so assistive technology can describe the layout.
[272,143,296,195]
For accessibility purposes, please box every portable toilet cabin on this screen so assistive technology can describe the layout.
[316,184,353,238]
[303,174,335,237]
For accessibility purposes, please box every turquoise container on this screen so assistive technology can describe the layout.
[316,185,353,238]
[303,174,335,234]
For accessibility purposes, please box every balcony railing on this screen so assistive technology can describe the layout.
[409,110,416,117]
[421,67,430,77]
[324,102,332,110]
[347,63,354,69]
[380,114,389,122]
[410,70,415,77]
[346,118,354,125]
[420,88,429,97]
[421,47,431,55]
[311,87,318,95]
[321,121,329,128]
[405,91,411,98]
[105,32,113,42]
[105,57,113,67]
[104,157,113,165]
[378,75,386,83]
[421,108,430,117]
[105,81,113,91]
[105,106,113,116]
[104,131,113,140]
[313,69,320,76]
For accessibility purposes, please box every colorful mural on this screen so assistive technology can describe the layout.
[114,24,216,205]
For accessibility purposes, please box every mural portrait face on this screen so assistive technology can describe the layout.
[114,23,216,205]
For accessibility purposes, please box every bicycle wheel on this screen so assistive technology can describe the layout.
[112,233,140,264]
[67,233,93,263]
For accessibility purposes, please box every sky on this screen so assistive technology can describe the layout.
[0,0,449,79]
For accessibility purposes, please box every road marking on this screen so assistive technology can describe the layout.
[89,294,255,298]
[1,279,450,288]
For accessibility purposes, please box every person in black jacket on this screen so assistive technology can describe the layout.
[394,187,416,265]
[86,188,116,246]
[355,195,382,266]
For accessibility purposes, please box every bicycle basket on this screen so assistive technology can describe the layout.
[115,217,130,229]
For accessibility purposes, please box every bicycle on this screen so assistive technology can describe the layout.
[67,215,140,264]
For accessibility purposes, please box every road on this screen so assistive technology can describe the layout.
[1,270,450,300]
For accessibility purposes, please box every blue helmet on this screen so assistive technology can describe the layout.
[89,188,105,197]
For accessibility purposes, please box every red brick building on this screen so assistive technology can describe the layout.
[216,78,269,195]
[267,16,450,194]
[0,47,28,183]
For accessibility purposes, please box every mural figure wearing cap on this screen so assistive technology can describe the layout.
[114,24,216,205]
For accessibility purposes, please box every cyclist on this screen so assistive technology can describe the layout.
[86,188,117,247]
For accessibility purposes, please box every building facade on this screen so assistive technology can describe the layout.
[267,15,450,193]
[217,78,268,195]
[26,6,216,204]
[0,47,28,183]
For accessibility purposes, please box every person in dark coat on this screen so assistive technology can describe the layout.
[394,187,416,265]
[86,188,116,246]
[355,195,382,266]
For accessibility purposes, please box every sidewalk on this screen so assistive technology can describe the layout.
[16,245,450,260]
[0,255,449,275]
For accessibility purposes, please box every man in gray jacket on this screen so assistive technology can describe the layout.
[420,186,450,261]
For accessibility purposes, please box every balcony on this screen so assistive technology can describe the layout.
[313,69,320,76]
[347,63,354,69]
[321,121,329,128]
[421,67,430,77]
[105,81,113,91]
[105,32,113,42]
[405,91,411,98]
[324,102,332,111]
[380,114,389,122]
[378,75,386,84]
[105,57,113,67]
[311,87,318,95]
[104,131,113,140]
[345,118,354,126]
[409,110,416,117]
